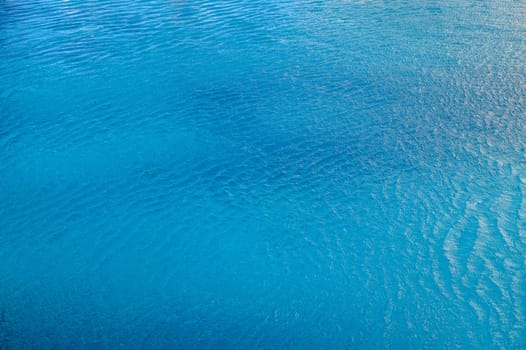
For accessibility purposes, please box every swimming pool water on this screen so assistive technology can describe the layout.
[1,0,526,348]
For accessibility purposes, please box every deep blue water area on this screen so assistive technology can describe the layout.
[1,0,526,348]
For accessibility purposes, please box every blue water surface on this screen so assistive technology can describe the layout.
[1,0,526,348]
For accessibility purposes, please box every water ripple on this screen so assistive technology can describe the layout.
[2,0,526,348]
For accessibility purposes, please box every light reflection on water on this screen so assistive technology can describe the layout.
[1,0,526,348]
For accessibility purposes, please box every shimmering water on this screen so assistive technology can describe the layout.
[1,0,526,348]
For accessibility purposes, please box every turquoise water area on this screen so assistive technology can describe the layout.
[1,0,526,348]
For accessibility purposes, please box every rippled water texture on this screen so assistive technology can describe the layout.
[1,0,526,348]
